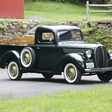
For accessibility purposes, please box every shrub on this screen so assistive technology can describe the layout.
[108,0,112,4]
[0,26,6,32]
[85,29,112,50]
[87,28,94,34]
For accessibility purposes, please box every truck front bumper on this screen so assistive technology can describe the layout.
[85,67,112,73]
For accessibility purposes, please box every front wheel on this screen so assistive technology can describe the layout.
[97,72,112,82]
[7,61,22,80]
[64,63,82,84]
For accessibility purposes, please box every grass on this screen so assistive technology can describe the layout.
[1,1,112,21]
[24,1,112,21]
[0,86,112,112]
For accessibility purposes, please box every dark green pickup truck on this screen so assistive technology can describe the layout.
[0,25,112,84]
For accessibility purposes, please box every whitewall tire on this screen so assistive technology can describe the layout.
[20,47,36,68]
[7,61,22,80]
[64,63,82,84]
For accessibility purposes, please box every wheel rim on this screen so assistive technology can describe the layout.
[66,67,76,80]
[11,66,17,76]
[8,62,18,78]
[23,52,31,64]
[67,67,76,79]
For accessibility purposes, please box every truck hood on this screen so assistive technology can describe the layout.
[58,41,102,50]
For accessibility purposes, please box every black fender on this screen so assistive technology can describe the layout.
[0,50,21,69]
[51,53,85,75]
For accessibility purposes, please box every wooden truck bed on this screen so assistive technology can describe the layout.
[0,36,54,45]
[0,37,34,45]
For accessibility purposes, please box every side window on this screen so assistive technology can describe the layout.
[42,32,54,42]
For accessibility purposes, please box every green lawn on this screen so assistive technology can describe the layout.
[25,1,112,21]
[0,86,112,112]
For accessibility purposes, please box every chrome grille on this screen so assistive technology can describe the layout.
[95,46,108,68]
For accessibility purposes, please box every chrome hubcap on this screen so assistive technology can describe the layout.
[23,52,30,64]
[67,67,76,79]
[10,65,17,76]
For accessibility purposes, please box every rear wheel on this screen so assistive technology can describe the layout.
[97,72,112,82]
[64,63,82,84]
[42,73,54,79]
[7,61,22,80]
[20,47,36,68]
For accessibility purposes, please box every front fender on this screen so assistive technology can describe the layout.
[0,50,21,68]
[51,53,85,75]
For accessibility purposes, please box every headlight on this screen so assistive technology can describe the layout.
[86,50,92,58]
[108,50,112,57]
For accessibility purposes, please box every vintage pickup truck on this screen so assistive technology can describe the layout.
[0,25,112,84]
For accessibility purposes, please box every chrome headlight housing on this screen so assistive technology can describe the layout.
[86,50,92,58]
[108,50,112,58]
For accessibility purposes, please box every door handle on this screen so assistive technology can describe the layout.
[37,47,40,49]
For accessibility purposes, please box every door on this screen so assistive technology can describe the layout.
[36,45,57,70]
[36,32,58,71]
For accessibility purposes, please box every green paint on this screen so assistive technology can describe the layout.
[12,66,17,76]
[25,53,30,63]
[68,68,76,79]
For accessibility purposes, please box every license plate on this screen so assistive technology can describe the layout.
[86,63,94,68]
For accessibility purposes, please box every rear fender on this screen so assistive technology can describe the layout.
[0,50,21,69]
[51,53,85,75]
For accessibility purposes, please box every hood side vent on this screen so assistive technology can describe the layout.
[63,49,88,53]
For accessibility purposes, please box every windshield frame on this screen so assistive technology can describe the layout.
[56,29,84,42]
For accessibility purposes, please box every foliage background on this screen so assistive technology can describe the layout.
[25,0,110,4]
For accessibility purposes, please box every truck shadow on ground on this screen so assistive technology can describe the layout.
[19,77,110,85]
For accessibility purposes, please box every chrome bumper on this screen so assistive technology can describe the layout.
[85,67,112,73]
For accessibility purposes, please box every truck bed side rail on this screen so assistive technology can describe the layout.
[0,37,34,45]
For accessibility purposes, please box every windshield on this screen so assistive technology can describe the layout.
[57,30,82,41]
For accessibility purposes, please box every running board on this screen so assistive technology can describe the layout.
[21,68,51,74]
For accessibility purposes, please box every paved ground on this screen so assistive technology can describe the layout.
[0,69,112,100]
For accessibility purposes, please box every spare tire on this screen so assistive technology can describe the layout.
[20,47,36,68]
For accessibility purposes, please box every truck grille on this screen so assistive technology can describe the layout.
[95,46,108,68]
